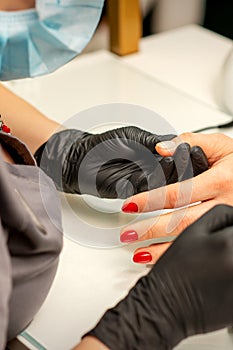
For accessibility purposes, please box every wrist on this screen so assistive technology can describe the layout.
[86,270,185,350]
[147,270,186,349]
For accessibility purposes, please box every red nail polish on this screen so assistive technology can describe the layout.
[120,230,138,243]
[122,202,138,213]
[133,252,152,264]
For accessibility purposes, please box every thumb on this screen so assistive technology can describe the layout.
[155,132,233,164]
[144,133,176,152]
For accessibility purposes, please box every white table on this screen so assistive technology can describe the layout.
[5,25,233,350]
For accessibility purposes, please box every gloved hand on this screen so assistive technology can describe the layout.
[86,205,233,349]
[34,126,208,198]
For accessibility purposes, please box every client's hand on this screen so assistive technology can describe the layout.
[120,132,233,263]
[85,205,233,350]
[34,127,208,199]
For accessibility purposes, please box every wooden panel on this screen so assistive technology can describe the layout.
[107,0,142,56]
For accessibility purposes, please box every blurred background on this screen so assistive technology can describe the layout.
[84,0,233,53]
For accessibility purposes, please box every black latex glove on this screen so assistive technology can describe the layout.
[86,205,233,349]
[34,126,208,198]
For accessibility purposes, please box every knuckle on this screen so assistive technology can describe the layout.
[174,213,195,235]
[212,133,229,143]
[140,224,157,241]
[140,192,151,211]
[145,226,156,240]
[134,191,152,212]
[180,132,193,144]
[166,187,179,207]
[212,169,233,193]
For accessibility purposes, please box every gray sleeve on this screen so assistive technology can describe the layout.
[0,221,12,350]
[0,149,63,346]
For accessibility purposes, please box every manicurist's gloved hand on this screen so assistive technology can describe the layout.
[34,126,208,198]
[86,205,233,349]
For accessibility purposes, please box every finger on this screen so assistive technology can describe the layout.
[120,200,217,243]
[147,143,194,191]
[144,133,176,153]
[118,127,176,152]
[158,156,174,183]
[168,143,191,183]
[150,142,199,188]
[141,157,173,192]
[122,166,220,213]
[154,134,177,143]
[155,135,184,156]
[132,242,172,264]
[190,145,209,176]
[156,132,233,164]
[180,145,209,181]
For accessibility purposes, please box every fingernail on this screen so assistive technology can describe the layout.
[133,252,152,264]
[122,202,138,213]
[157,140,176,150]
[120,230,138,243]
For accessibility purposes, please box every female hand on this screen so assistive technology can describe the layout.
[120,132,233,263]
[34,127,208,199]
[85,205,233,350]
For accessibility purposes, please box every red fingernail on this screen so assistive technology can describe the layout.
[133,252,152,264]
[122,202,138,213]
[120,230,138,243]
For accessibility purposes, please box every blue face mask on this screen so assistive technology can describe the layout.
[0,0,104,81]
